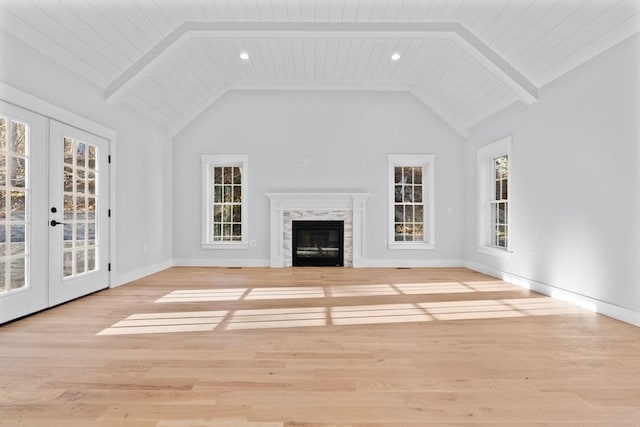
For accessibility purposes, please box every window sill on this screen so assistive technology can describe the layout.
[388,242,435,250]
[477,246,513,259]
[202,242,249,250]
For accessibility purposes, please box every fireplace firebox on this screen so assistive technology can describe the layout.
[292,220,344,267]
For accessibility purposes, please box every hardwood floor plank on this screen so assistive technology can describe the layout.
[1,267,638,426]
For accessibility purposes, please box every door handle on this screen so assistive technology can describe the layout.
[50,220,67,227]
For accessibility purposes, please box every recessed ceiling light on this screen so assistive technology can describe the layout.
[239,51,249,61]
[391,52,401,61]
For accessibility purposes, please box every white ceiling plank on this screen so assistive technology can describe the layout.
[122,92,173,126]
[314,38,328,82]
[515,1,617,70]
[531,9,640,86]
[0,6,112,86]
[524,2,639,77]
[491,0,558,55]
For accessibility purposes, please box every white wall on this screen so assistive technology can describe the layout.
[0,30,174,283]
[463,34,640,318]
[173,90,465,266]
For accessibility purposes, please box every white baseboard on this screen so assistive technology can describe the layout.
[361,258,464,268]
[173,258,270,267]
[111,259,174,288]
[464,260,640,327]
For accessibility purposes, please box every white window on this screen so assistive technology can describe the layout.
[477,136,512,257]
[201,154,248,249]
[387,154,435,250]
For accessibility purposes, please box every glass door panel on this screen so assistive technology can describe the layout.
[49,120,109,306]
[0,102,48,323]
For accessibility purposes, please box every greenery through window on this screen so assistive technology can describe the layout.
[211,166,242,241]
[491,155,509,248]
[394,166,424,242]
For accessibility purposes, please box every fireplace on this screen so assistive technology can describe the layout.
[292,220,344,267]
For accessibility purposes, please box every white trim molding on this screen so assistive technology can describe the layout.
[266,192,369,268]
[465,261,640,327]
[477,136,513,257]
[201,154,249,249]
[387,154,435,250]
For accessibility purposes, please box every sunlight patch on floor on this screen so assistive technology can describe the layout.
[99,294,584,335]
[245,287,325,300]
[226,307,327,330]
[97,311,228,335]
[155,289,247,303]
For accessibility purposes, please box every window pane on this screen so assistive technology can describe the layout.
[87,171,95,195]
[0,117,6,151]
[501,178,508,200]
[76,249,85,274]
[233,167,241,184]
[64,223,73,248]
[414,167,422,184]
[404,205,414,222]
[414,224,424,241]
[88,145,96,169]
[0,155,6,186]
[223,224,231,239]
[88,222,96,245]
[232,224,241,238]
[233,205,241,222]
[495,180,501,201]
[214,167,222,184]
[76,197,86,220]
[0,225,5,256]
[213,205,222,222]
[413,186,422,203]
[395,186,403,203]
[10,157,26,188]
[394,205,403,222]
[498,203,507,224]
[223,205,232,222]
[11,121,26,155]
[9,190,25,220]
[0,190,4,219]
[9,257,25,290]
[403,186,413,203]
[223,167,232,184]
[214,185,222,202]
[394,167,402,184]
[415,205,423,222]
[76,142,86,168]
[64,166,73,192]
[76,223,86,246]
[224,186,232,202]
[64,138,73,165]
[63,251,73,277]
[394,224,404,241]
[403,167,413,184]
[87,248,96,272]
[233,186,241,203]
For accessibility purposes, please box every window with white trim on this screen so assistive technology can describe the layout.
[477,137,512,257]
[201,154,248,249]
[387,154,435,249]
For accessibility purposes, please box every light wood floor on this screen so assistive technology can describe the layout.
[1,267,639,426]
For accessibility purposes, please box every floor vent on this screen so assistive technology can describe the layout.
[227,267,242,269]
[396,267,411,270]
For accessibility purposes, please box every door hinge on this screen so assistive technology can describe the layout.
[108,155,111,164]
[108,263,111,272]
[108,209,111,217]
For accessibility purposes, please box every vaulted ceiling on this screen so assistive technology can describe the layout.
[1,1,638,137]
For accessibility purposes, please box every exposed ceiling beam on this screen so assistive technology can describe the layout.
[105,22,539,107]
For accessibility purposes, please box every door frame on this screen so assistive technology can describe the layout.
[0,82,117,289]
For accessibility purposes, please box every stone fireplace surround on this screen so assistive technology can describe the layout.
[266,193,369,268]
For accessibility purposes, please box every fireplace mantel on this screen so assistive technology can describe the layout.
[266,192,369,268]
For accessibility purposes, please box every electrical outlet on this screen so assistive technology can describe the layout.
[301,158,309,167]
[250,240,257,247]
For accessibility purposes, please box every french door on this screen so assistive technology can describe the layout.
[48,121,110,306]
[0,103,110,323]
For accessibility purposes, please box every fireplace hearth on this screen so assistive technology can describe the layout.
[292,220,344,267]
